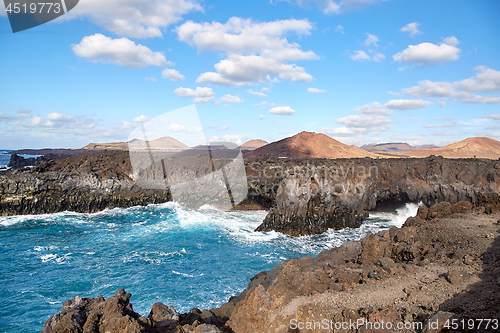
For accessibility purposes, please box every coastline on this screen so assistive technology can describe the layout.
[42,200,500,332]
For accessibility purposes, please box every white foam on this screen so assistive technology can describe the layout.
[368,202,420,228]
[172,270,204,278]
[40,254,57,262]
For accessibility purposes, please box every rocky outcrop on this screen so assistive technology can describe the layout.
[8,154,37,169]
[1,151,171,216]
[254,156,500,235]
[42,288,227,333]
[44,200,500,333]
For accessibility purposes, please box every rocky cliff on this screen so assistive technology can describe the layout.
[253,156,500,235]
[0,151,171,216]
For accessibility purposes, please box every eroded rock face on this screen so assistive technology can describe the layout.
[254,156,500,235]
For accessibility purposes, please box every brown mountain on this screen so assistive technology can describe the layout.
[239,139,268,150]
[245,131,380,159]
[83,137,189,151]
[402,137,500,159]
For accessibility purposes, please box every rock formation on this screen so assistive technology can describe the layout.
[254,155,500,235]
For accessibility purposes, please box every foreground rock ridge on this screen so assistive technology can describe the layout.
[2,150,500,237]
[43,200,500,333]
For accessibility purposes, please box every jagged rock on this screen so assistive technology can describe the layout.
[428,202,452,219]
[8,154,36,169]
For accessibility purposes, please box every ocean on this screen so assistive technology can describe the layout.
[0,151,42,169]
[0,151,12,169]
[0,202,419,332]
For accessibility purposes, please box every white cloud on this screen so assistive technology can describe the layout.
[254,101,276,107]
[220,94,244,103]
[393,41,460,65]
[387,91,400,96]
[269,106,296,115]
[400,22,421,38]
[352,102,391,115]
[438,100,446,108]
[442,36,459,46]
[218,125,229,131]
[275,0,389,15]
[307,88,326,93]
[246,89,267,97]
[259,115,265,119]
[373,53,386,62]
[145,77,158,82]
[336,114,393,131]
[261,87,272,93]
[455,65,500,92]
[73,34,169,69]
[64,0,203,38]
[384,99,432,110]
[173,87,215,103]
[483,114,500,121]
[176,17,317,86]
[321,127,361,137]
[335,25,344,33]
[162,68,185,81]
[350,50,385,62]
[132,115,152,123]
[403,66,500,104]
[364,33,379,47]
[351,50,370,61]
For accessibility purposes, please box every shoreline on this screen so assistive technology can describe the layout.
[42,200,500,332]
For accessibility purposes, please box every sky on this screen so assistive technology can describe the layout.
[0,0,499,149]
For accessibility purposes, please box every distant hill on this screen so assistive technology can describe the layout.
[361,142,414,153]
[245,131,381,159]
[83,141,129,150]
[239,139,268,151]
[361,142,440,153]
[402,137,500,159]
[413,144,439,150]
[83,137,189,151]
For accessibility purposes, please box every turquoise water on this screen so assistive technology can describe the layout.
[0,202,418,332]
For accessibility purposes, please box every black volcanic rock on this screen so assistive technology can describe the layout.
[42,289,227,333]
[8,154,36,169]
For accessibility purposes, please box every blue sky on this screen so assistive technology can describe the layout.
[0,0,499,149]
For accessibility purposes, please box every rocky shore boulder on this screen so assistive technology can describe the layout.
[42,288,229,333]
